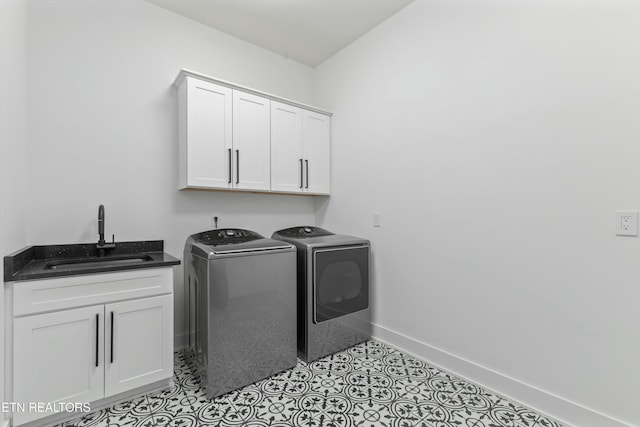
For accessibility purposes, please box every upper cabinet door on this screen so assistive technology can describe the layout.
[13,305,105,425]
[183,77,232,189]
[233,91,271,191]
[271,101,304,193]
[302,111,331,195]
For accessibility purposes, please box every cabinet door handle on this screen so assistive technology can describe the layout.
[305,159,309,189]
[299,159,303,189]
[95,313,99,367]
[236,149,240,184]
[110,311,114,364]
[228,149,232,184]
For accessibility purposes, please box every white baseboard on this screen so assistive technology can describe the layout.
[372,323,634,427]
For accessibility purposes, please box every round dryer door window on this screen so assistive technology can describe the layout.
[312,245,369,323]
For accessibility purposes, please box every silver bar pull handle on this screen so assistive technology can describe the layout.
[228,149,232,184]
[110,311,114,364]
[95,313,99,367]
[305,159,309,189]
[236,149,240,184]
[299,159,303,189]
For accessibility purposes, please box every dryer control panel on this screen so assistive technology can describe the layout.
[273,226,334,238]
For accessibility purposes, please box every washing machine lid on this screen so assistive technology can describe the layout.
[272,226,334,239]
[272,226,370,249]
[188,228,292,257]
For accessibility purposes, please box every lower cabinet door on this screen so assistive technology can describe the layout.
[104,294,174,396]
[13,305,104,425]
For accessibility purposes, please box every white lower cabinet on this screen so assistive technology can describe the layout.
[8,268,175,426]
[13,306,105,425]
[105,295,173,396]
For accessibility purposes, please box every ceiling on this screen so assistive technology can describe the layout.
[145,0,415,67]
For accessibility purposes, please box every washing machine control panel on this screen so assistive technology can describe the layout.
[193,229,263,246]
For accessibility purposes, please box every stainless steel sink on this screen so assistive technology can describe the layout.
[44,254,154,270]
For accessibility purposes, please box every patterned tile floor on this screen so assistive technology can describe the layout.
[61,340,562,427]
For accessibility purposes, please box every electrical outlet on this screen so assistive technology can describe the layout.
[615,210,638,236]
[373,212,381,227]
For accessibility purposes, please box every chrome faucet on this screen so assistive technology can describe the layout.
[97,204,116,257]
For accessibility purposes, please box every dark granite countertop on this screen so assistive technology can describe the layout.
[4,240,180,282]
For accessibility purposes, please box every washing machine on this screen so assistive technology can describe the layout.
[272,226,371,362]
[184,228,297,398]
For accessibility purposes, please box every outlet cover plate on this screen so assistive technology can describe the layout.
[615,210,638,236]
[373,212,381,227]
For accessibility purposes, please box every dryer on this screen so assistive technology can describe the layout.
[272,226,371,362]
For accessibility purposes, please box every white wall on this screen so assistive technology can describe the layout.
[314,1,640,426]
[0,1,29,250]
[0,0,29,422]
[25,0,317,345]
[17,0,640,425]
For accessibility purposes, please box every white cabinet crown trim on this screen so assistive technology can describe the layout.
[173,69,332,117]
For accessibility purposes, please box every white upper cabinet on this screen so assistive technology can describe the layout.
[175,70,331,195]
[271,101,304,193]
[232,90,271,191]
[179,77,233,189]
[271,101,331,195]
[302,110,331,195]
[178,76,270,192]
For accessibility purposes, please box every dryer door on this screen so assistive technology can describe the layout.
[312,245,369,323]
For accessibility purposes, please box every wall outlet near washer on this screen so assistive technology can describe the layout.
[373,212,381,227]
[615,210,638,236]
